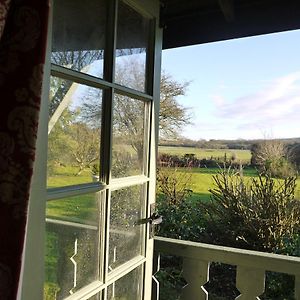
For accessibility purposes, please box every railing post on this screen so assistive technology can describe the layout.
[182,258,210,300]
[295,275,300,300]
[235,266,265,300]
[152,251,160,300]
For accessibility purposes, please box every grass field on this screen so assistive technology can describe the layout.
[158,146,251,163]
[170,167,300,203]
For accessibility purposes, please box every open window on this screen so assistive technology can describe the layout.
[21,0,162,299]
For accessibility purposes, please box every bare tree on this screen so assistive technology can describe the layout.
[159,71,191,138]
[49,50,104,121]
[68,122,100,175]
[251,139,295,177]
[49,55,191,172]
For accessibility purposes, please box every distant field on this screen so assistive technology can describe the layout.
[158,146,251,163]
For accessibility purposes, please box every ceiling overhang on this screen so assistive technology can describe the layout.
[161,0,300,49]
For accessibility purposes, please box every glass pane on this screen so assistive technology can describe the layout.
[115,1,151,92]
[108,186,145,271]
[88,291,103,300]
[48,77,102,188]
[51,0,106,78]
[44,192,102,299]
[107,265,143,300]
[112,94,147,178]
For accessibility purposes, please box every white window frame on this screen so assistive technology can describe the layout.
[19,0,162,299]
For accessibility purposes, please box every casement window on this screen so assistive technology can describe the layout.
[21,0,162,299]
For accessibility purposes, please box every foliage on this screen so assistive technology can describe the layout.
[91,163,99,176]
[158,152,243,169]
[111,151,136,177]
[68,122,100,175]
[251,140,296,178]
[159,71,191,138]
[200,167,300,252]
[48,109,100,175]
[157,166,300,299]
[112,95,145,162]
[156,196,205,241]
[289,143,300,170]
[156,166,206,299]
[156,166,193,206]
[158,146,251,164]
[79,59,191,145]
[155,257,183,300]
[44,282,60,300]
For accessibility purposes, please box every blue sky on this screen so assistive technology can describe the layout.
[162,29,300,140]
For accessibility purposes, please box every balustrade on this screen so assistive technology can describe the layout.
[153,236,300,300]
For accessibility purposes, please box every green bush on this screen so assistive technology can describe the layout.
[44,282,60,300]
[250,140,297,178]
[200,168,300,252]
[156,166,207,240]
[156,166,193,206]
[199,167,300,299]
[156,166,300,299]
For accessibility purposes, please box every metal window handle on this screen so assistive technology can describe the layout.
[135,213,163,226]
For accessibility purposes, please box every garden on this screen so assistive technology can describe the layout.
[44,139,300,299]
[156,141,300,299]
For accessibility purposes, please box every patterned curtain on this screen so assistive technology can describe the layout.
[0,0,49,299]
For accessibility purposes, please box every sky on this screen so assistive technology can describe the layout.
[161,29,300,141]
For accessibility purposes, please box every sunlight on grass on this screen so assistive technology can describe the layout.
[47,165,93,188]
[46,193,98,224]
[173,167,300,203]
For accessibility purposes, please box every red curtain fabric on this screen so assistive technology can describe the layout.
[0,0,49,299]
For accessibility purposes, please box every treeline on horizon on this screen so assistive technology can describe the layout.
[159,137,300,150]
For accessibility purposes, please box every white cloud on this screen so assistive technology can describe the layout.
[182,72,300,140]
[214,72,300,130]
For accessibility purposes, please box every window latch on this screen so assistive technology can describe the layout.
[135,213,163,225]
[134,204,162,239]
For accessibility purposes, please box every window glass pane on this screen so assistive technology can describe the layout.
[88,291,103,299]
[52,0,106,78]
[115,1,151,92]
[48,77,102,188]
[112,94,147,178]
[44,192,102,298]
[109,185,145,272]
[107,265,143,300]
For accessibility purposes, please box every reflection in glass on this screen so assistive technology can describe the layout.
[88,291,102,300]
[51,0,106,78]
[107,266,143,300]
[112,94,147,178]
[48,77,102,188]
[109,186,145,271]
[115,1,150,92]
[44,192,101,299]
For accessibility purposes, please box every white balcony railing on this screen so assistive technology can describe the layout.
[153,236,300,300]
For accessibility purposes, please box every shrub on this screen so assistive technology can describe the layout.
[251,140,296,178]
[198,167,300,299]
[157,166,300,299]
[156,197,205,241]
[200,167,300,252]
[156,166,206,299]
[156,166,193,206]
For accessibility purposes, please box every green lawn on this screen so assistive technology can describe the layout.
[173,167,300,203]
[158,146,251,163]
[47,165,92,188]
[167,167,256,202]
